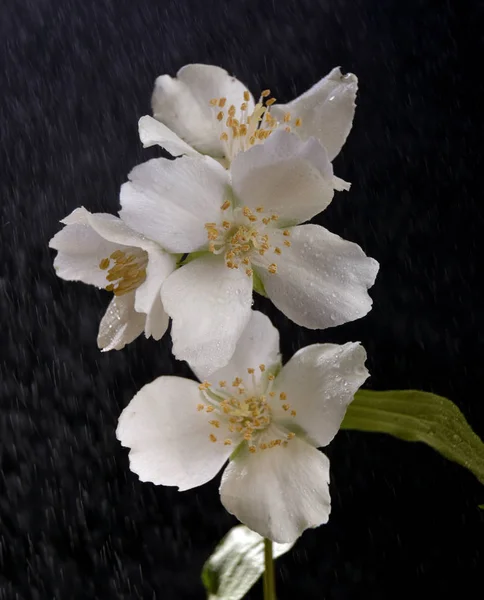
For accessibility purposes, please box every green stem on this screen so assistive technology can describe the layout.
[263,538,276,600]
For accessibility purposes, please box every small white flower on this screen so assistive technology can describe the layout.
[120,128,379,374]
[117,311,369,543]
[139,63,357,187]
[49,207,176,351]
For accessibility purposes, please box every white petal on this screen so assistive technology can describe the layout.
[134,247,176,316]
[333,176,351,191]
[161,255,253,375]
[49,208,124,288]
[117,376,235,490]
[231,130,334,226]
[271,67,358,161]
[144,293,170,340]
[152,64,254,157]
[220,431,331,543]
[194,310,281,385]
[256,225,379,329]
[272,342,369,447]
[120,156,229,253]
[98,293,146,351]
[138,116,200,157]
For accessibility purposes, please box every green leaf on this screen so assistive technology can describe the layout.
[202,525,294,600]
[342,389,484,484]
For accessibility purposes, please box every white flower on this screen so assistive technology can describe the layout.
[117,311,369,543]
[120,128,379,374]
[139,63,357,185]
[49,207,176,351]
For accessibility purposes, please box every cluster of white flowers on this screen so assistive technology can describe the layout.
[50,64,379,543]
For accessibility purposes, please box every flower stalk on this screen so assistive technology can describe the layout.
[263,538,276,600]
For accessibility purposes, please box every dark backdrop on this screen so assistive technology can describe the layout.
[1,0,483,598]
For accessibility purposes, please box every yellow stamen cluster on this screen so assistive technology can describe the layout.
[208,87,302,162]
[99,250,147,296]
[205,204,292,277]
[197,365,297,453]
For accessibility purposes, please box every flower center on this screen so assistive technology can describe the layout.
[99,249,148,296]
[205,203,292,277]
[209,89,302,163]
[197,365,297,453]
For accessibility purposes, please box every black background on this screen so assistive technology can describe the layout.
[1,0,483,598]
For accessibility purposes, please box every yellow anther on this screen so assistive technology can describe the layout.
[224,439,232,446]
[221,200,231,210]
[220,132,229,141]
[239,124,248,135]
[240,102,248,111]
[268,264,277,274]
[284,126,291,132]
[270,214,279,221]
[247,368,255,374]
[206,406,215,413]
[110,250,123,260]
[199,381,211,390]
[284,240,291,247]
[99,258,110,270]
[261,89,271,97]
[243,90,250,101]
[217,111,224,121]
[249,135,256,145]
[209,98,218,106]
[283,112,291,123]
[209,434,217,442]
[287,432,296,440]
[219,381,226,387]
[228,105,236,116]
[266,97,276,106]
[232,377,243,387]
[259,364,266,372]
[256,206,264,213]
[218,97,227,107]
[274,247,282,255]
[295,117,302,127]
[246,268,253,277]
[260,443,268,450]
[283,230,291,236]
[269,391,276,397]
[242,206,253,217]
[280,392,287,400]
[209,420,220,428]
[105,284,115,292]
[291,410,297,417]
[197,404,205,411]
[268,374,275,381]
[221,220,230,229]
[249,445,257,453]
[243,431,252,441]
[262,217,270,225]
